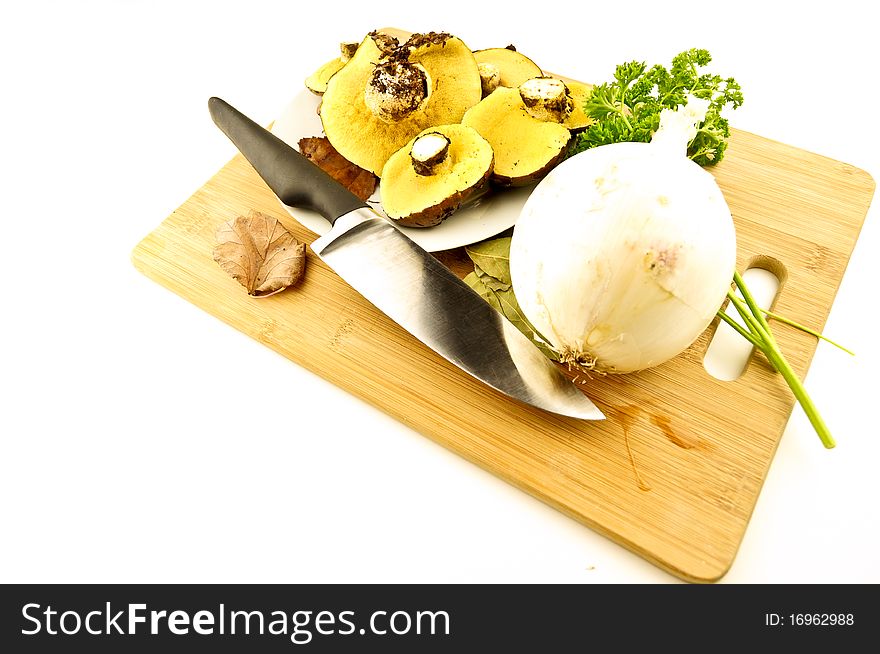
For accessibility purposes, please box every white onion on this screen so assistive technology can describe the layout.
[510,99,736,373]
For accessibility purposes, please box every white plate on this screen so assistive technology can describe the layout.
[270,90,534,252]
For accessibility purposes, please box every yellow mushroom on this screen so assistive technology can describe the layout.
[462,81,572,186]
[380,124,494,227]
[320,31,482,176]
[473,46,543,94]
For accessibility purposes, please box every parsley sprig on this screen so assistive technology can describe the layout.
[573,49,744,165]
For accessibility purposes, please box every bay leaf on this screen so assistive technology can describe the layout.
[464,271,501,308]
[465,237,513,286]
[491,286,559,362]
[463,270,487,293]
[464,270,558,361]
[474,263,511,292]
[213,210,306,297]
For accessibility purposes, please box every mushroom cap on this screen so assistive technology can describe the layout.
[304,56,347,95]
[462,86,571,186]
[562,79,595,132]
[320,32,482,176]
[473,47,543,89]
[380,124,494,228]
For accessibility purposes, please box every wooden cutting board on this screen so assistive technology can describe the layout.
[132,113,873,582]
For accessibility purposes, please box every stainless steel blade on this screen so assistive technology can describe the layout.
[312,208,605,421]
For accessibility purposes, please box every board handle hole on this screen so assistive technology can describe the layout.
[703,259,785,381]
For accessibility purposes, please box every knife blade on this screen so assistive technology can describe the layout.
[208,97,603,420]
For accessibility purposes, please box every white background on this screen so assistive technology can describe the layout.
[2,0,877,584]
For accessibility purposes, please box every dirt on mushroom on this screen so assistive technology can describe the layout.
[319,31,482,176]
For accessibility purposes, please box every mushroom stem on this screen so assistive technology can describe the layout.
[519,77,573,123]
[364,60,428,123]
[410,132,451,176]
[478,62,501,97]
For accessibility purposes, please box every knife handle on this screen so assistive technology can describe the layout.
[208,97,367,226]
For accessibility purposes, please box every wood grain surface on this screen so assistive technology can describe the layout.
[132,121,873,582]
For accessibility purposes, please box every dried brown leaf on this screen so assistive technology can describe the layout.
[298,136,378,201]
[213,210,306,297]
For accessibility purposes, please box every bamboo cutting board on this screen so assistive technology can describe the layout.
[132,117,873,582]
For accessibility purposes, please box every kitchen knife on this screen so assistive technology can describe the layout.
[208,97,604,420]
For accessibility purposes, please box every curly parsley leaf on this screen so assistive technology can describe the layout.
[572,49,743,166]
